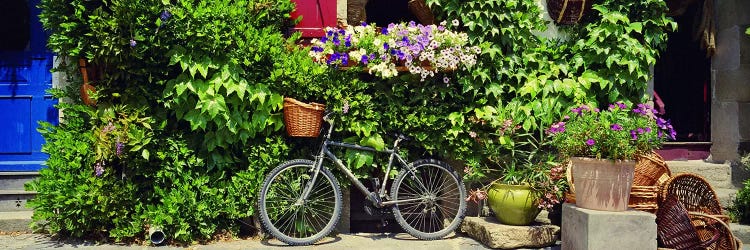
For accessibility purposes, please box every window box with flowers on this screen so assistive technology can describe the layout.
[548,102,675,211]
[307,20,481,81]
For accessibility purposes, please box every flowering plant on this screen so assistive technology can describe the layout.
[464,108,568,210]
[308,20,480,81]
[548,102,676,161]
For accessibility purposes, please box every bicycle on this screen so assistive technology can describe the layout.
[258,111,467,245]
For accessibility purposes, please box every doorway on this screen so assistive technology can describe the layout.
[653,1,712,142]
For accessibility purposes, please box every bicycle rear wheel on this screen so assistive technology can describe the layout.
[258,159,342,245]
[391,159,466,240]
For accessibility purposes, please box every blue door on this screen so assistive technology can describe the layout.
[0,0,57,171]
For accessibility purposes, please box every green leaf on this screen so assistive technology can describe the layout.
[141,149,150,160]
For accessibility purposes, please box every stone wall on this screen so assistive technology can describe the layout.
[711,0,750,162]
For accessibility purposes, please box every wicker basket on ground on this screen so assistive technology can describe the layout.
[283,97,325,137]
[546,0,592,25]
[564,151,671,213]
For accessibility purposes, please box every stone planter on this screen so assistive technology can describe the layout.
[571,157,635,211]
[487,183,541,225]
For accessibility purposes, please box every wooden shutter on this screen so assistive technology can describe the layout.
[290,0,337,38]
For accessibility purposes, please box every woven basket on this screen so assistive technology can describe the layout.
[546,0,592,25]
[634,152,672,186]
[283,97,325,137]
[565,152,671,213]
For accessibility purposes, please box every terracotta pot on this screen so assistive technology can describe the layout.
[571,157,635,211]
[487,183,541,225]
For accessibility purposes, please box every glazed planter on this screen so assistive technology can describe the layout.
[571,157,635,211]
[487,183,541,226]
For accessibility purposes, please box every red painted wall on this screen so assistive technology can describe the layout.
[290,0,337,38]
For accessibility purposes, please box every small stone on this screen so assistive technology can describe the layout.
[459,217,560,249]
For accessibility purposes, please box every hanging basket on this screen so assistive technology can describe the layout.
[282,97,325,137]
[546,0,592,25]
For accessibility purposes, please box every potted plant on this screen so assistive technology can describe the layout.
[307,21,481,81]
[547,102,675,211]
[464,107,568,226]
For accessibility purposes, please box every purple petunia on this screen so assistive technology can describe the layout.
[586,139,596,146]
[610,123,622,131]
[383,42,389,51]
[630,130,638,140]
[360,55,369,65]
[129,39,137,47]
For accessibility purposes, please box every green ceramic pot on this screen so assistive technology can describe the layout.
[487,183,541,226]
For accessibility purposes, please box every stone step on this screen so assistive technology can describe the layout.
[715,188,739,209]
[0,190,36,212]
[0,211,32,232]
[666,160,734,189]
[0,172,39,190]
[730,223,749,248]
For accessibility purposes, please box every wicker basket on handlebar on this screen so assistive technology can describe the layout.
[283,97,326,137]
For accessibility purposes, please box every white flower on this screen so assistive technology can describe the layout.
[452,19,460,27]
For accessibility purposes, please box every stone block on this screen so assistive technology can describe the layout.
[713,26,740,71]
[347,0,368,26]
[711,101,739,162]
[667,160,733,189]
[714,65,750,102]
[717,0,750,31]
[459,217,559,249]
[738,102,750,141]
[562,203,656,250]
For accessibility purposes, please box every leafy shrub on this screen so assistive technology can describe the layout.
[729,153,750,224]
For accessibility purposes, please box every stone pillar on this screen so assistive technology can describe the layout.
[337,0,347,25]
[562,203,657,250]
[710,0,750,162]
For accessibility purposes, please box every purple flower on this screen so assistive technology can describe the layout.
[341,53,349,65]
[409,21,416,27]
[645,127,652,133]
[129,39,137,47]
[637,128,645,134]
[548,121,566,134]
[361,21,368,26]
[115,141,124,156]
[94,162,104,177]
[610,123,622,131]
[381,27,389,35]
[360,55,369,65]
[618,102,627,109]
[586,139,596,146]
[383,42,389,51]
[563,115,570,120]
[443,76,450,84]
[160,10,172,21]
[345,35,352,47]
[630,130,638,140]
[342,100,350,114]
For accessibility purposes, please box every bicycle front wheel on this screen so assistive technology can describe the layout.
[258,159,342,245]
[391,159,466,240]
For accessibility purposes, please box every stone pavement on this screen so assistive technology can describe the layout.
[0,232,494,250]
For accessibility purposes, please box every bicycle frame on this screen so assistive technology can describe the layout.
[299,114,427,207]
